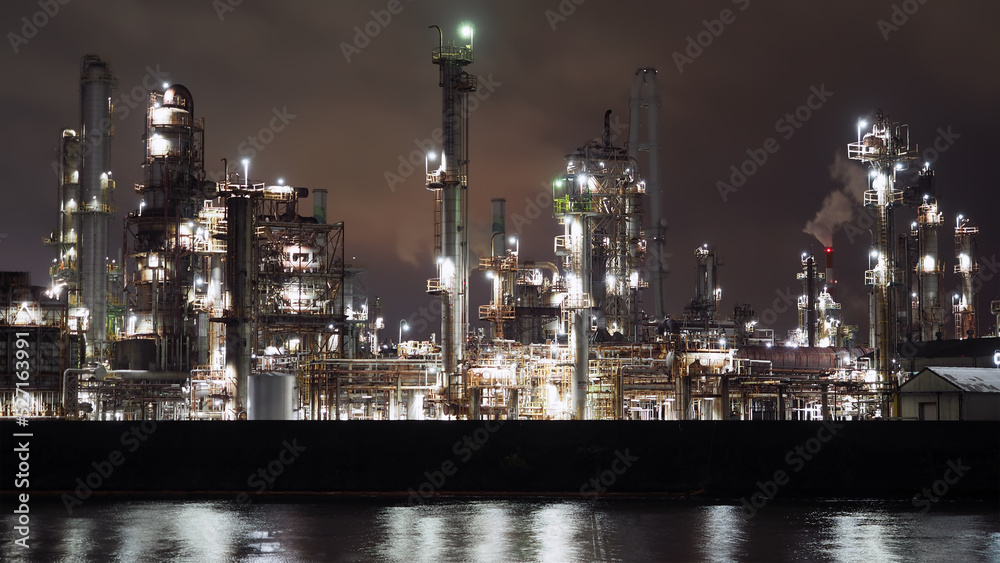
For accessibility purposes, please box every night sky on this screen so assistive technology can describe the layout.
[1,0,998,340]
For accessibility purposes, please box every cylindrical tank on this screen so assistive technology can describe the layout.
[735,346,873,372]
[248,373,297,420]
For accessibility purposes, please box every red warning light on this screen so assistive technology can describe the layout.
[825,247,833,253]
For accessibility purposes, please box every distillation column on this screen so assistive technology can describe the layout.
[124,83,208,371]
[78,55,116,357]
[686,244,720,321]
[553,112,647,418]
[481,198,517,341]
[954,216,979,339]
[797,254,818,347]
[914,196,944,341]
[427,26,476,411]
[47,129,82,294]
[226,196,253,416]
[848,112,917,416]
[628,68,665,319]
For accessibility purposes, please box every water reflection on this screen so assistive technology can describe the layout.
[697,505,746,561]
[1,498,996,562]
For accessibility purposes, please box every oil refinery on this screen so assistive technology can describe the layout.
[3,34,999,426]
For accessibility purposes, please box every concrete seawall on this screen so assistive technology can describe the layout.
[3,421,998,501]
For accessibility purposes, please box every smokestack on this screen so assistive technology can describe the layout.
[807,254,816,348]
[602,109,612,148]
[825,246,835,299]
[491,198,505,256]
[312,188,327,224]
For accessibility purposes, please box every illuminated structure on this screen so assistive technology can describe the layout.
[848,112,918,416]
[790,249,853,348]
[426,24,476,414]
[629,68,665,320]
[45,55,120,359]
[0,273,80,417]
[122,83,211,374]
[685,244,720,322]
[913,193,946,341]
[479,199,518,341]
[953,215,979,339]
[16,51,997,425]
[116,83,344,418]
[991,300,1000,337]
[552,111,648,418]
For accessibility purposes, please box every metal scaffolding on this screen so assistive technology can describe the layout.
[848,111,918,417]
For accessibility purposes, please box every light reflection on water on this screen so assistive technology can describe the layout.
[1,498,997,562]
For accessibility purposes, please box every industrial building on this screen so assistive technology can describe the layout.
[2,41,998,423]
[898,367,1000,420]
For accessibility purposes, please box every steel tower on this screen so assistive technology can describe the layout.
[629,68,665,319]
[848,111,917,416]
[553,111,647,418]
[914,193,945,341]
[953,215,979,338]
[77,55,116,358]
[124,83,209,372]
[427,24,476,413]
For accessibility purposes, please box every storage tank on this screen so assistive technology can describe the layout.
[735,346,873,372]
[248,372,297,420]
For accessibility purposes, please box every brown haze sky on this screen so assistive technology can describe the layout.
[1,0,998,338]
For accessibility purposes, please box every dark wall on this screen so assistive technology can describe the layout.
[2,420,997,501]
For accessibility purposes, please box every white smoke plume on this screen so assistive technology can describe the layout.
[803,152,868,246]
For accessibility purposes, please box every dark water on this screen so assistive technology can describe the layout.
[1,498,998,562]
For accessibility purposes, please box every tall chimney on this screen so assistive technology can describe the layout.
[313,188,327,224]
[825,246,835,299]
[491,198,506,256]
